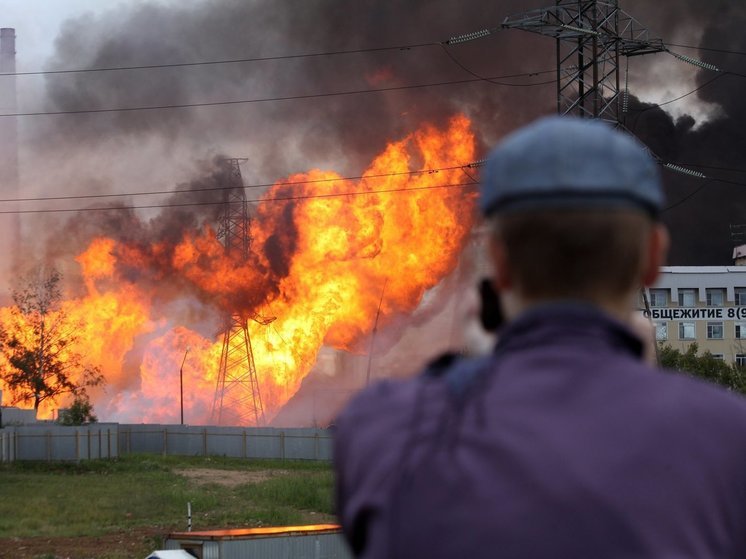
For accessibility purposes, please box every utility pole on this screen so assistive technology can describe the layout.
[211,159,268,427]
[179,347,189,425]
[365,280,387,387]
[502,0,666,127]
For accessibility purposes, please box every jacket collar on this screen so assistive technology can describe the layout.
[494,301,645,359]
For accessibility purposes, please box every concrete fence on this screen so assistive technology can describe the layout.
[118,425,333,460]
[0,424,332,462]
[0,423,118,462]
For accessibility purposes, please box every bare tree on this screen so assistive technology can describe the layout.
[0,267,104,411]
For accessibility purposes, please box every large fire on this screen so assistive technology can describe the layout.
[0,114,477,424]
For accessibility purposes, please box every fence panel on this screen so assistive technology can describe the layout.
[1,423,329,463]
[118,424,332,460]
[0,424,118,462]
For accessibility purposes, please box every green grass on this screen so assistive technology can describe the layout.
[0,454,335,539]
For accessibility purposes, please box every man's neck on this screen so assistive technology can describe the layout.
[501,291,638,325]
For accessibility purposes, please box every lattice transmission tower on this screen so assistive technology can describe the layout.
[211,158,267,426]
[502,0,666,127]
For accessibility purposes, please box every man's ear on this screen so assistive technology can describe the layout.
[642,223,669,287]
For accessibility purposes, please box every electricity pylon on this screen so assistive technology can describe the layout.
[211,158,267,426]
[502,0,666,127]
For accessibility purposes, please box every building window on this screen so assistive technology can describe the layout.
[736,354,746,367]
[711,354,724,361]
[648,289,668,307]
[707,322,724,339]
[655,322,667,341]
[736,288,746,306]
[679,322,696,340]
[678,289,697,307]
[706,288,725,307]
[736,322,746,339]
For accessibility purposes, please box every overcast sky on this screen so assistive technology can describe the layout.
[0,1,193,66]
[1,1,114,65]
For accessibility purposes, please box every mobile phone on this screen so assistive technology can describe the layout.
[478,278,503,332]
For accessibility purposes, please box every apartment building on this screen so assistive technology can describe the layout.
[642,266,746,364]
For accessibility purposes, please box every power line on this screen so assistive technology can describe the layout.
[655,73,727,107]
[1,42,741,120]
[662,166,746,188]
[665,42,746,57]
[624,72,729,133]
[0,28,738,80]
[3,157,745,216]
[0,26,501,79]
[662,180,713,212]
[629,72,746,120]
[0,28,505,78]
[439,43,556,87]
[0,181,477,215]
[707,177,746,189]
[11,167,745,215]
[0,152,746,209]
[460,167,480,184]
[0,164,476,204]
[0,42,440,77]
[662,174,746,213]
[8,156,745,207]
[0,69,556,118]
[723,70,746,80]
[681,163,746,175]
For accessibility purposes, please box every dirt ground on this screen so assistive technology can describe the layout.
[0,527,163,559]
[173,467,290,486]
[0,468,321,559]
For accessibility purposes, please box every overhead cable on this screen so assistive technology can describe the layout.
[665,42,746,57]
[0,164,481,204]
[440,43,556,87]
[0,42,440,77]
[0,181,478,215]
[0,70,557,118]
[0,33,743,79]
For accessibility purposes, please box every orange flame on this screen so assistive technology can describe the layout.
[0,114,476,424]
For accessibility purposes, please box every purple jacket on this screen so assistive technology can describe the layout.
[334,304,746,558]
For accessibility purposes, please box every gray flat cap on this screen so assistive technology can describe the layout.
[480,116,664,217]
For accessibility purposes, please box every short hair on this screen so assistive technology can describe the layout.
[490,209,653,303]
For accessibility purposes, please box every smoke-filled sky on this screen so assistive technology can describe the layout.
[1,0,746,269]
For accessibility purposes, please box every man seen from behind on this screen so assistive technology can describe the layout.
[334,116,746,558]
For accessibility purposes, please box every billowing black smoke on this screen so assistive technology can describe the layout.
[624,0,746,264]
[30,0,746,265]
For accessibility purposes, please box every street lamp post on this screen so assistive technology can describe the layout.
[180,347,190,425]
